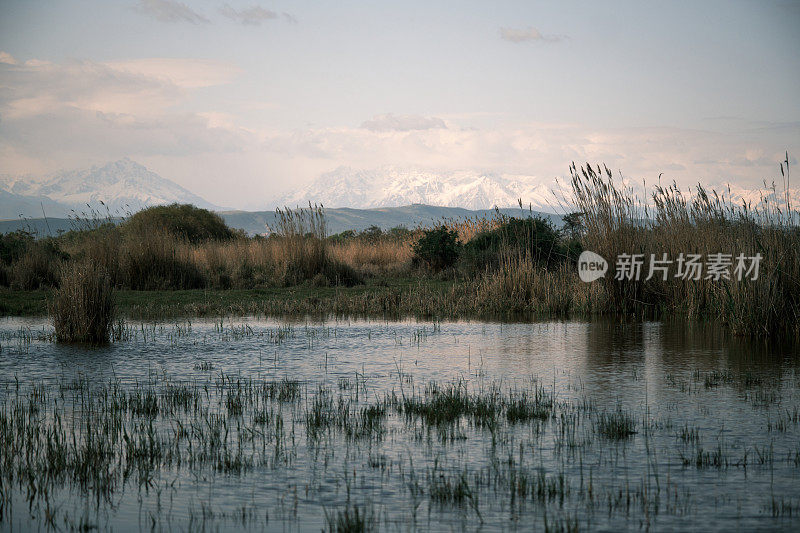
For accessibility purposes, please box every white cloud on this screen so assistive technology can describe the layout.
[219,4,296,26]
[361,113,447,132]
[103,58,242,88]
[220,4,276,25]
[499,27,566,43]
[134,0,209,24]
[0,55,253,175]
[0,55,796,208]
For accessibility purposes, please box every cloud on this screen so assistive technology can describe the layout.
[1,55,796,208]
[134,0,209,24]
[103,58,242,88]
[0,51,17,65]
[361,113,447,132]
[499,27,565,43]
[219,4,296,26]
[0,55,252,173]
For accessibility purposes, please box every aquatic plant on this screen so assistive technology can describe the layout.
[50,260,114,344]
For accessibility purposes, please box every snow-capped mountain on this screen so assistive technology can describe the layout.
[0,159,218,218]
[276,167,564,211]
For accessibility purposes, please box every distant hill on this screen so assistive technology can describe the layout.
[0,190,72,222]
[0,159,219,219]
[220,204,562,236]
[0,204,563,238]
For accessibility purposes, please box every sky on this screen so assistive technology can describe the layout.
[0,0,798,209]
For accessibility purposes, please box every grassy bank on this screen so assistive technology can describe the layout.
[1,278,461,319]
[1,275,579,321]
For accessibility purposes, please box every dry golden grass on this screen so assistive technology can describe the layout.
[329,239,413,276]
[443,212,507,243]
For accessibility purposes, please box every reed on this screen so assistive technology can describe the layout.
[570,161,800,336]
[50,260,114,344]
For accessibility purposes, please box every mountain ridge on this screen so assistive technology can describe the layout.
[0,159,218,219]
[275,167,563,211]
[0,204,564,238]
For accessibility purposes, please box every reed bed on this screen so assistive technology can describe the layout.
[571,162,800,337]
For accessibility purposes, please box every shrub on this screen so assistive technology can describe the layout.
[51,261,114,345]
[412,226,461,271]
[123,204,236,243]
[460,217,562,275]
[0,230,35,265]
[5,237,67,290]
[388,225,412,241]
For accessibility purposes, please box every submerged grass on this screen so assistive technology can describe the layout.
[0,326,798,531]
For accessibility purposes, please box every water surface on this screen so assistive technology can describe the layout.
[1,317,798,531]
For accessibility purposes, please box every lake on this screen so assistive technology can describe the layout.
[1,317,798,531]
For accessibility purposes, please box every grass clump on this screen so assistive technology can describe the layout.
[271,204,362,286]
[325,504,375,532]
[596,408,637,440]
[50,261,114,345]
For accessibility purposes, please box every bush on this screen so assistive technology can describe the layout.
[412,226,461,271]
[0,230,35,265]
[51,261,114,345]
[3,235,67,289]
[460,217,563,275]
[123,204,236,243]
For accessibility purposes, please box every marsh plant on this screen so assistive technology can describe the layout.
[571,159,800,336]
[50,261,114,344]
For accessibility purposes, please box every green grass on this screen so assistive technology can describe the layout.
[0,288,50,315]
[0,277,459,319]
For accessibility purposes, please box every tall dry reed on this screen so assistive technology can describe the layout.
[571,161,799,337]
[51,261,114,344]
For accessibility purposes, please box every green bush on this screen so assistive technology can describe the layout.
[1,232,68,289]
[388,226,412,241]
[460,217,564,275]
[123,204,236,243]
[0,230,35,265]
[412,226,461,271]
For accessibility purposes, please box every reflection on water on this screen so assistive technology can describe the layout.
[0,316,798,531]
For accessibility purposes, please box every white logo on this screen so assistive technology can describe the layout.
[578,251,608,282]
